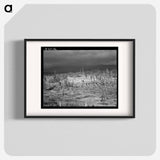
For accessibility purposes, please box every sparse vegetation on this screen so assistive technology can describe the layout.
[43,69,117,107]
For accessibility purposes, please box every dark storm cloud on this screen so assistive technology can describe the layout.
[43,49,117,73]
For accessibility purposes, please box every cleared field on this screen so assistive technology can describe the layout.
[43,69,117,107]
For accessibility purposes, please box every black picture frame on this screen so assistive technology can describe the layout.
[24,39,135,118]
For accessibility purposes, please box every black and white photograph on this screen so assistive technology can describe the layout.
[42,47,118,108]
[25,39,135,117]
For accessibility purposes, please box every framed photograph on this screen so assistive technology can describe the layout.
[25,39,135,118]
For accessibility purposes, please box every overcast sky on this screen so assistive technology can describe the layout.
[43,49,117,73]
